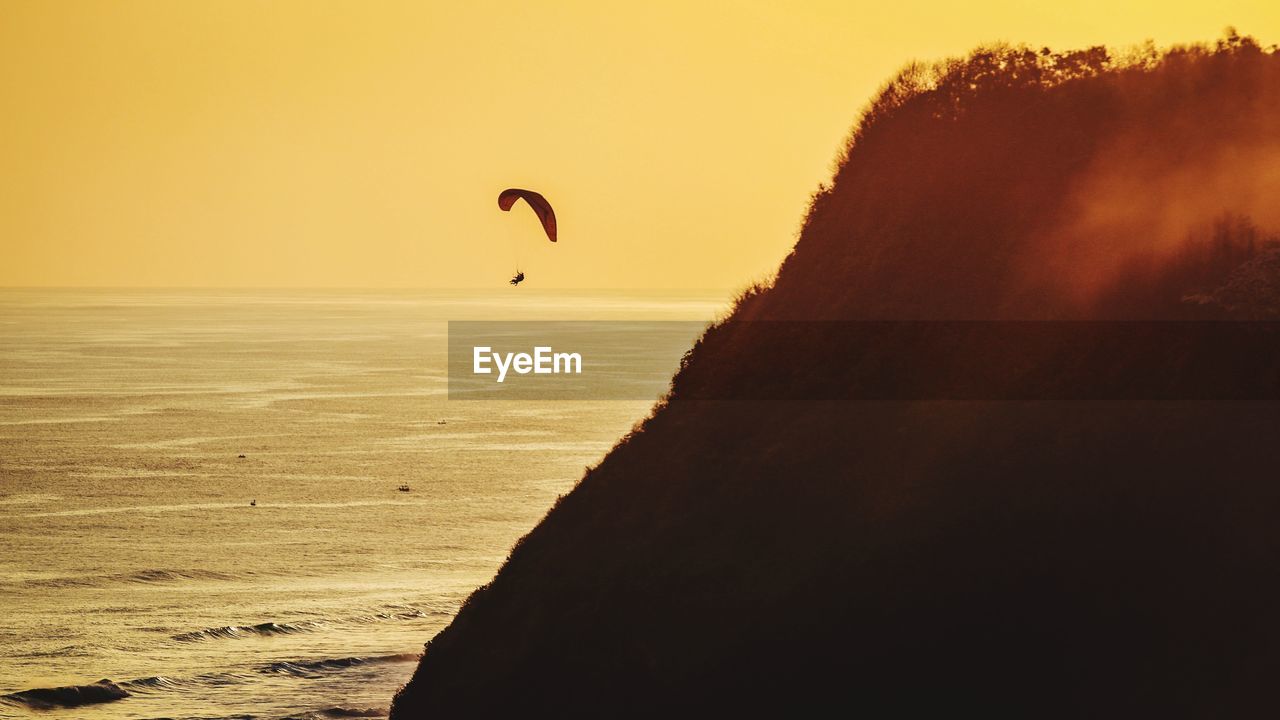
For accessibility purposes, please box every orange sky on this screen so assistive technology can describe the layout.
[2,1,1277,289]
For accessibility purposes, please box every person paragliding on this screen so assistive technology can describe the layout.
[498,189,556,286]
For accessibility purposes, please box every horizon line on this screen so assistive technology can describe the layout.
[0,285,737,292]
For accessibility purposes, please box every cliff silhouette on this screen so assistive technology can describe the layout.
[393,34,1280,717]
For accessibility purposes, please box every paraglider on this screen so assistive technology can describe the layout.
[498,189,556,286]
[498,189,556,242]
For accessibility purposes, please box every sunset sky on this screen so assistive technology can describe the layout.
[2,1,1277,289]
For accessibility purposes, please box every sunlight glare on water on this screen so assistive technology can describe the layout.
[0,289,725,720]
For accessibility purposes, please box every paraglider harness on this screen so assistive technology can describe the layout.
[498,188,555,287]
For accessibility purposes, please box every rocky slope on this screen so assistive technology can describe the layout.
[392,35,1280,717]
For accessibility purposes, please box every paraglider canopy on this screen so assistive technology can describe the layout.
[498,189,557,243]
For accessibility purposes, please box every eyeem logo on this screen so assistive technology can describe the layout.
[448,321,706,400]
[473,346,583,383]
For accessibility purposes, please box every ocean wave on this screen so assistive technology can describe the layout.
[348,605,432,623]
[0,655,408,713]
[8,567,240,590]
[0,492,60,506]
[20,498,428,519]
[178,716,259,720]
[13,643,92,659]
[313,707,388,718]
[172,620,321,643]
[170,603,435,643]
[128,568,240,584]
[0,679,129,709]
[260,653,418,677]
[121,675,190,691]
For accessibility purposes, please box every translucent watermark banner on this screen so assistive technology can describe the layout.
[448,320,1280,401]
[448,321,708,400]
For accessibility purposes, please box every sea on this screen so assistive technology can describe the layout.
[0,289,726,719]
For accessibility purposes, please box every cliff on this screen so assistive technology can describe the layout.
[392,34,1280,717]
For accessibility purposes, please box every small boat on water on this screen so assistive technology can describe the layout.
[397,484,411,492]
